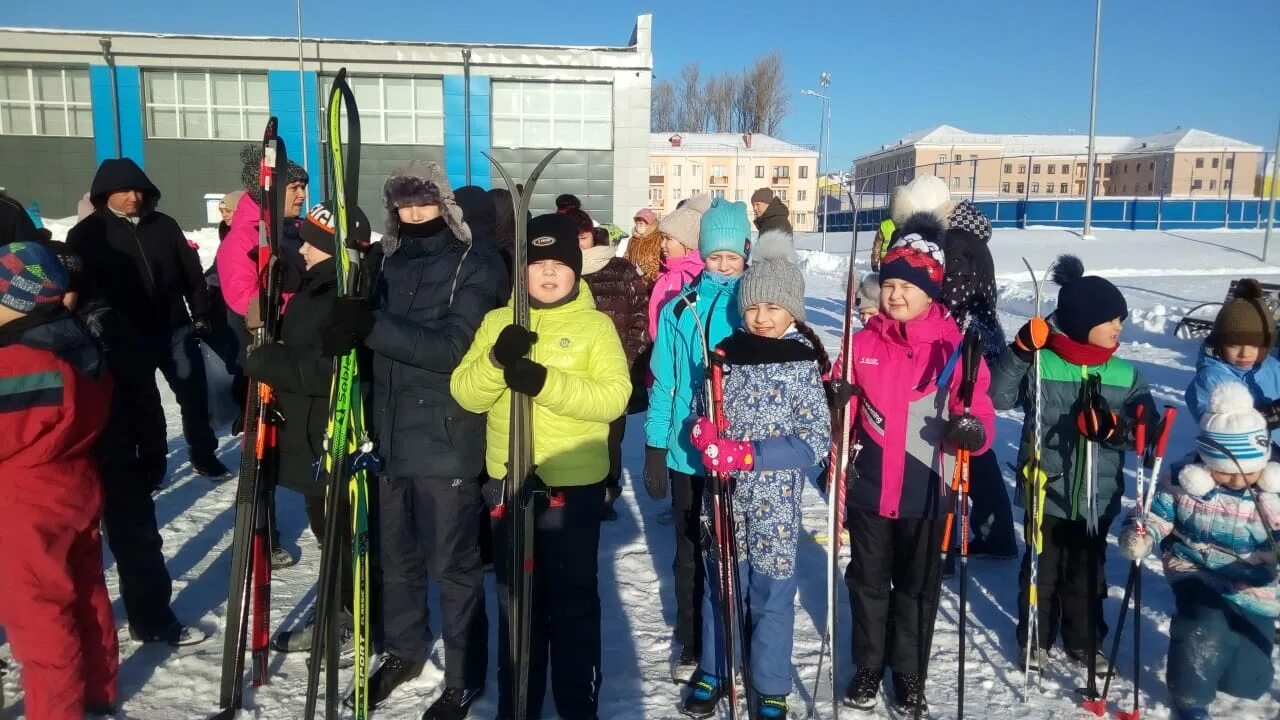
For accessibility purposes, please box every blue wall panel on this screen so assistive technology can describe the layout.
[268,70,321,204]
[89,65,144,167]
[88,65,117,166]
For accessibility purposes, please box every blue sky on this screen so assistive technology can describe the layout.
[4,0,1277,170]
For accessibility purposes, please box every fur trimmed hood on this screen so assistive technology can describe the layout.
[890,175,954,227]
[381,160,471,254]
[1179,460,1280,498]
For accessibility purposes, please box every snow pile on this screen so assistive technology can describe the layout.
[796,249,848,278]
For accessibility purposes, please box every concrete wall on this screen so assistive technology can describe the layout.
[142,138,244,227]
[487,148,613,219]
[0,135,98,217]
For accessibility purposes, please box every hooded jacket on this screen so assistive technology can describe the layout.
[648,251,704,341]
[1186,344,1280,446]
[753,197,793,236]
[846,303,995,519]
[646,270,742,475]
[243,259,337,495]
[941,225,1006,362]
[67,159,210,336]
[214,194,306,317]
[582,246,649,366]
[451,280,631,487]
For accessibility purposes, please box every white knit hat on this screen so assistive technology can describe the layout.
[1197,381,1271,473]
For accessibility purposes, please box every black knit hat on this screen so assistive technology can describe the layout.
[1052,254,1128,343]
[527,213,582,278]
[555,194,582,213]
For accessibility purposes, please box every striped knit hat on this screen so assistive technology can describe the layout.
[1198,381,1270,473]
[0,242,68,314]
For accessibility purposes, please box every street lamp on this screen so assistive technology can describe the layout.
[1081,0,1102,240]
[803,75,832,251]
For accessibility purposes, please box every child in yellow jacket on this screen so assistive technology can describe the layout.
[451,212,631,720]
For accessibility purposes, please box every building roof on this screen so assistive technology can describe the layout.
[650,132,817,158]
[859,125,1262,160]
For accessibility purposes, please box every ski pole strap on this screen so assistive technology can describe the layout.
[934,340,965,394]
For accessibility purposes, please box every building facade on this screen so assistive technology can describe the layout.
[0,17,653,228]
[853,125,1265,201]
[647,132,819,231]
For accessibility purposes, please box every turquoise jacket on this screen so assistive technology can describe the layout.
[645,271,741,474]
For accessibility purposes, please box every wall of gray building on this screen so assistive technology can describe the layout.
[142,139,246,229]
[488,148,614,220]
[0,136,98,219]
[348,144,444,235]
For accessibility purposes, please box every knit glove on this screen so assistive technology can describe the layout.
[1076,392,1130,444]
[644,446,669,499]
[192,314,213,342]
[1011,317,1050,362]
[331,297,376,341]
[1258,399,1280,432]
[504,357,547,396]
[493,324,538,367]
[1118,525,1153,561]
[701,439,755,474]
[945,413,987,452]
[689,417,717,452]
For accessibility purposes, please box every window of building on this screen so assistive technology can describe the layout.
[1032,164,1041,174]
[1061,164,1069,174]
[776,189,787,202]
[1209,179,1217,190]
[1195,157,1204,169]
[1018,164,1026,174]
[1191,179,1203,190]
[735,190,744,201]
[333,75,445,145]
[1122,163,1128,173]
[938,154,947,164]
[1059,182,1068,194]
[1103,164,1112,178]
[144,71,269,140]
[672,189,682,201]
[951,176,961,189]
[1077,163,1086,177]
[736,164,745,177]
[0,66,93,136]
[1147,182,1153,192]
[773,166,790,179]
[1016,182,1025,194]
[754,165,765,178]
[1048,164,1056,175]
[649,163,663,177]
[675,165,682,177]
[691,164,701,177]
[711,165,726,178]
[799,165,809,179]
[1150,162,1155,171]
[954,154,961,162]
[1001,182,1010,193]
[1003,163,1012,174]
[1030,182,1039,193]
[1225,180,1232,191]
[797,190,807,201]
[797,213,807,225]
[1046,183,1055,194]
[1211,157,1219,169]
[649,187,662,201]
[492,81,611,150]
[711,189,725,199]
[1226,157,1234,170]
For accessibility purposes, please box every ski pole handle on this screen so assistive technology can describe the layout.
[1134,404,1147,458]
[960,330,981,409]
[1153,406,1177,460]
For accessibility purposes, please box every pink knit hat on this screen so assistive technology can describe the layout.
[634,208,657,225]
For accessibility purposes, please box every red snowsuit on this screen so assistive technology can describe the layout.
[0,315,117,719]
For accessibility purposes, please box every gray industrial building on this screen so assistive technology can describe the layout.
[0,15,653,229]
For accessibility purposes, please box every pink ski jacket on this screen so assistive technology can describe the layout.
[647,251,704,341]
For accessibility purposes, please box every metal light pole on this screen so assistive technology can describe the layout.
[803,76,832,250]
[295,0,308,177]
[1081,0,1103,240]
[1264,116,1280,262]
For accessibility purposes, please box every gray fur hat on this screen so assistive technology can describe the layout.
[738,229,805,322]
[381,160,472,254]
[240,143,308,205]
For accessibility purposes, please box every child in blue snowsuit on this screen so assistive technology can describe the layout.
[679,230,832,719]
[1118,381,1280,720]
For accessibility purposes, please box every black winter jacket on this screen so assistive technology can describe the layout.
[0,191,40,247]
[244,260,337,494]
[754,197,794,235]
[366,222,508,480]
[941,228,1006,362]
[67,159,210,338]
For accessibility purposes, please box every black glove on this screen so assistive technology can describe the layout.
[481,479,505,510]
[945,413,987,452]
[829,379,859,409]
[142,455,168,494]
[644,445,669,500]
[1077,391,1130,443]
[504,357,548,396]
[320,324,358,356]
[1011,317,1050,362]
[192,315,212,342]
[493,324,538,367]
[1258,399,1280,431]
[331,297,376,341]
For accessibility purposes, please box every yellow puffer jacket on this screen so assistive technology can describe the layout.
[450,281,631,487]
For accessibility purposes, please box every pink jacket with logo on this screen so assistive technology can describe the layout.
[647,251,704,341]
[215,195,292,316]
[843,303,995,519]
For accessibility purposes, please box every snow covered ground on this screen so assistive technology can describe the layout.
[4,225,1280,719]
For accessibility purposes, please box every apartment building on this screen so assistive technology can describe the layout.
[853,125,1264,200]
[647,132,819,231]
[0,16,653,228]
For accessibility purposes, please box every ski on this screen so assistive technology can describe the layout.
[1021,257,1049,700]
[214,116,287,718]
[709,348,745,720]
[485,149,560,720]
[809,212,861,720]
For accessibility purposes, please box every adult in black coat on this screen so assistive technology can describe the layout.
[321,161,505,715]
[65,157,210,646]
[751,187,794,235]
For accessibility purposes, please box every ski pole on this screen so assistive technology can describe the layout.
[710,350,743,720]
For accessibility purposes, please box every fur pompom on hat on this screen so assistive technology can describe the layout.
[1051,254,1128,344]
[1197,381,1272,474]
[738,230,805,322]
[891,175,954,226]
[381,161,471,254]
[1210,278,1276,352]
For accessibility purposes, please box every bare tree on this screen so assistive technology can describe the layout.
[651,80,676,132]
[731,52,788,135]
[676,62,708,133]
[705,74,738,133]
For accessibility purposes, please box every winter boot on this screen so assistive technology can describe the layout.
[130,620,208,647]
[192,455,231,478]
[1065,647,1111,676]
[271,543,297,569]
[1174,708,1212,720]
[273,609,316,652]
[603,483,622,522]
[671,644,700,684]
[842,667,883,710]
[680,670,726,719]
[891,672,928,716]
[1021,645,1052,673]
[347,654,424,709]
[86,702,119,717]
[422,686,484,720]
[757,693,788,719]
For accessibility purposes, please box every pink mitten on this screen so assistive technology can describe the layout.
[701,439,755,473]
[689,417,718,451]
